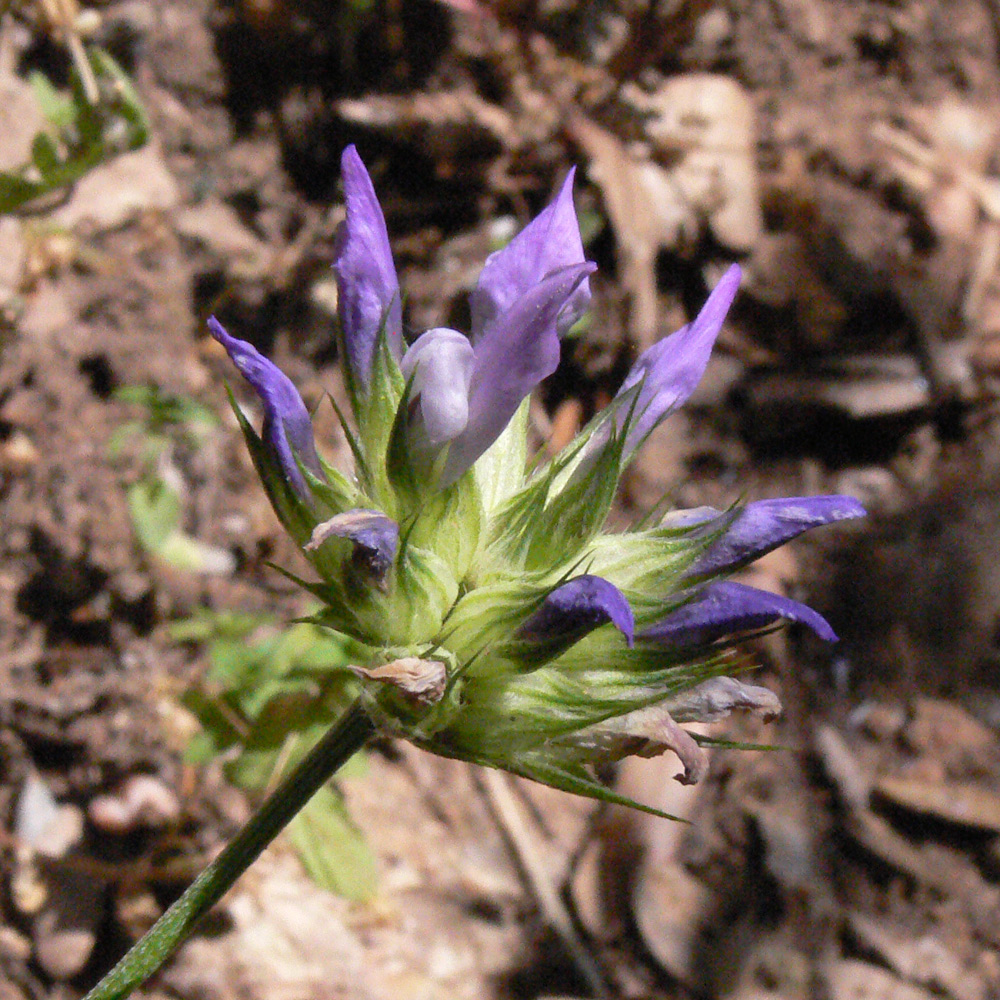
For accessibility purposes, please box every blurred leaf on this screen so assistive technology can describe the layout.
[169,608,270,644]
[179,610,372,896]
[181,687,246,763]
[114,385,217,435]
[28,71,74,128]
[0,47,149,215]
[0,174,45,209]
[31,133,61,179]
[127,478,181,553]
[155,530,235,575]
[286,785,377,900]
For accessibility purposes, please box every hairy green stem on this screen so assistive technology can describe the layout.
[84,699,376,1000]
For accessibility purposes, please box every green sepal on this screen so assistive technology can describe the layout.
[405,470,483,584]
[690,733,783,752]
[451,645,735,761]
[523,417,627,570]
[325,393,378,507]
[475,397,529,516]
[483,400,631,572]
[305,539,459,647]
[508,754,685,822]
[305,456,359,516]
[349,319,405,510]
[439,571,559,668]
[384,368,422,507]
[580,507,740,611]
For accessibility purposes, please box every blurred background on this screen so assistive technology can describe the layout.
[3,0,1000,998]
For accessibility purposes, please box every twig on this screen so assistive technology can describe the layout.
[37,0,99,103]
[478,767,609,998]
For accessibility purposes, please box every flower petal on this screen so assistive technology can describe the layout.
[401,328,475,447]
[518,574,634,647]
[209,317,320,499]
[351,657,447,705]
[331,146,403,388]
[682,495,866,578]
[441,261,596,485]
[640,580,836,646]
[305,508,399,586]
[663,676,782,723]
[470,169,591,343]
[617,264,741,453]
[577,706,708,784]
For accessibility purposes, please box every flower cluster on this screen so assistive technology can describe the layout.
[210,146,863,811]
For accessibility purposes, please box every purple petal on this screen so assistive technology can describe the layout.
[618,264,741,452]
[441,261,596,485]
[209,317,320,500]
[686,495,866,578]
[471,169,591,343]
[305,508,399,585]
[401,327,475,447]
[331,146,403,389]
[640,580,837,646]
[518,574,634,647]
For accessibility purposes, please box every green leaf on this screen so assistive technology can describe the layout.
[155,531,235,575]
[127,477,181,552]
[31,133,61,179]
[88,48,150,147]
[168,609,269,644]
[180,688,247,762]
[28,71,74,128]
[285,784,378,900]
[0,47,149,215]
[0,174,45,213]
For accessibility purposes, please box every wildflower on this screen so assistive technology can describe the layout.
[207,317,320,501]
[211,146,864,813]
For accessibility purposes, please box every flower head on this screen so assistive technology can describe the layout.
[212,147,865,816]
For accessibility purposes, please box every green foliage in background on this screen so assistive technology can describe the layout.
[174,611,379,901]
[0,46,148,214]
[111,385,236,574]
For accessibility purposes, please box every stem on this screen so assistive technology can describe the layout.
[84,699,376,1000]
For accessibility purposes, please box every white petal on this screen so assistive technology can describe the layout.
[401,328,475,446]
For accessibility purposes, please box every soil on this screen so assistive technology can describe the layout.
[4,1,1000,999]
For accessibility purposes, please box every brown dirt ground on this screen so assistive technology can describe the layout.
[5,1,1000,998]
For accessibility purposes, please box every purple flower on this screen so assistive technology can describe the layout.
[470,168,591,343]
[331,146,404,390]
[208,317,321,500]
[616,265,741,453]
[640,580,836,647]
[518,574,634,647]
[331,148,595,486]
[677,495,866,578]
[409,262,595,485]
[305,509,399,586]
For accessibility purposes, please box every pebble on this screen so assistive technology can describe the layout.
[88,773,181,834]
